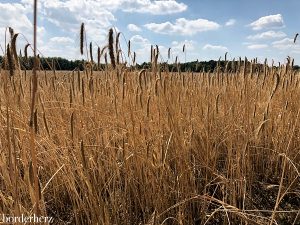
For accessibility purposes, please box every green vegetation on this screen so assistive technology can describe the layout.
[1,55,299,72]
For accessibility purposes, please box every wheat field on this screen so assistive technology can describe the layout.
[0,7,299,225]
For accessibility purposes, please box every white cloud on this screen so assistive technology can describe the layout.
[127,24,141,32]
[0,0,187,60]
[43,1,116,33]
[272,38,294,50]
[18,0,187,58]
[170,40,196,55]
[172,40,195,50]
[203,44,228,51]
[272,38,293,45]
[225,19,236,26]
[249,14,284,30]
[128,36,199,63]
[0,3,32,32]
[247,30,286,40]
[26,0,187,16]
[18,0,116,50]
[0,2,46,53]
[39,36,77,59]
[122,0,187,15]
[128,35,152,62]
[49,36,75,44]
[145,18,220,35]
[270,38,300,57]
[242,42,253,45]
[130,35,150,45]
[247,44,268,50]
[17,1,186,44]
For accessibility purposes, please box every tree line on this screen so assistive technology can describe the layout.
[0,55,299,72]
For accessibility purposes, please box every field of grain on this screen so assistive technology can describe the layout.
[0,57,300,224]
[0,7,299,224]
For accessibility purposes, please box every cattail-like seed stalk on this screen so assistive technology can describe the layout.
[9,27,14,42]
[116,32,121,65]
[80,23,85,55]
[89,42,93,64]
[133,52,136,65]
[11,33,19,69]
[6,44,14,77]
[108,28,116,69]
[24,43,30,61]
[97,47,100,69]
[128,40,131,58]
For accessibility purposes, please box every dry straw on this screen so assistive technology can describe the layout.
[1,13,299,225]
[29,0,40,215]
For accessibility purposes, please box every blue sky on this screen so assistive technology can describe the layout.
[0,0,300,64]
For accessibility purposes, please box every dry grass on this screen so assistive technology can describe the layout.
[0,10,299,223]
[0,58,299,224]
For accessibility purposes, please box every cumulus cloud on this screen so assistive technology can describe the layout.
[17,0,187,57]
[129,34,171,62]
[247,30,286,40]
[145,18,220,35]
[49,36,75,44]
[129,35,199,63]
[225,19,236,26]
[41,0,116,41]
[122,0,187,15]
[249,14,284,30]
[266,38,300,55]
[130,35,150,45]
[203,44,228,51]
[0,3,32,32]
[166,40,196,59]
[129,35,152,62]
[247,44,268,49]
[171,40,196,52]
[127,24,142,32]
[24,0,187,16]
[272,38,294,50]
[0,2,46,53]
[37,36,76,59]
